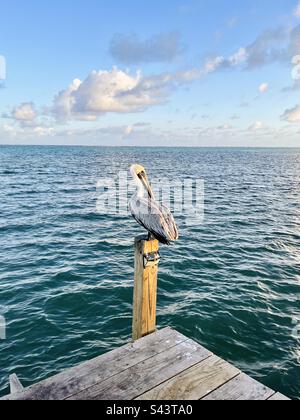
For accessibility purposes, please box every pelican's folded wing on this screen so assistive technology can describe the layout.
[160,204,179,241]
[130,197,178,245]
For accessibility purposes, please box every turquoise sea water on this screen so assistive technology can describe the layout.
[0,145,299,399]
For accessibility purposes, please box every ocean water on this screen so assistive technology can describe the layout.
[0,145,299,399]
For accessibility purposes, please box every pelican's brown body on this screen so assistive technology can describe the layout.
[129,164,179,245]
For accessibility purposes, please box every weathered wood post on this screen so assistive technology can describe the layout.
[132,235,160,341]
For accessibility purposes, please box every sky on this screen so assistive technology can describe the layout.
[1,0,300,147]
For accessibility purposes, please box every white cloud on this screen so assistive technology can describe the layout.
[184,54,233,80]
[2,102,57,137]
[11,102,37,121]
[53,78,83,122]
[259,83,269,93]
[197,47,248,76]
[202,56,225,74]
[51,67,181,122]
[281,104,300,122]
[8,67,201,126]
[248,121,264,131]
[33,126,55,137]
[228,48,248,66]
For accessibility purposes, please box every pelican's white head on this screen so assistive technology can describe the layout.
[130,164,154,199]
[130,164,146,178]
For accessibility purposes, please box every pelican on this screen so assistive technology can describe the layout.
[129,164,179,245]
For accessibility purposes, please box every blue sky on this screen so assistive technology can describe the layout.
[1,0,300,146]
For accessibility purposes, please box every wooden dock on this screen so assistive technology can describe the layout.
[1,327,290,400]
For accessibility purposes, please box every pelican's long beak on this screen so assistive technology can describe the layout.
[138,171,154,199]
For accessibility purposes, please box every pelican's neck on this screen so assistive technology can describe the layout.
[131,169,145,199]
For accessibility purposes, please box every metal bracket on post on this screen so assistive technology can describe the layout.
[143,251,161,269]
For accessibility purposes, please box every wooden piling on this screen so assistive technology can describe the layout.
[132,235,160,341]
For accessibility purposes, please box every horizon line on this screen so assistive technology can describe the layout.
[0,144,300,150]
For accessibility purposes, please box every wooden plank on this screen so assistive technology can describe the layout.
[136,355,240,400]
[68,339,212,400]
[268,393,290,401]
[9,374,24,394]
[202,373,275,400]
[2,328,187,401]
[133,236,159,341]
